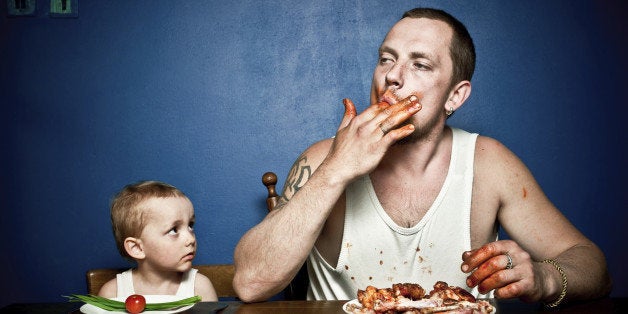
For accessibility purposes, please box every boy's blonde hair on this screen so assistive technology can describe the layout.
[110,180,187,259]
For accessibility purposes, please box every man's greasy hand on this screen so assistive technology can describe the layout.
[322,96,421,182]
[461,240,547,302]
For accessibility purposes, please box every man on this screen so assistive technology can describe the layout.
[233,8,611,306]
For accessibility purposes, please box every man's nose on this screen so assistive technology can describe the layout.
[385,63,404,88]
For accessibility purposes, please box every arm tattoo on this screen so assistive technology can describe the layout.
[280,155,311,203]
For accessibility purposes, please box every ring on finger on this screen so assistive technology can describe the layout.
[379,124,387,134]
[505,253,513,270]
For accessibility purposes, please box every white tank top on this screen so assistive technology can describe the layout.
[307,128,494,300]
[116,268,197,298]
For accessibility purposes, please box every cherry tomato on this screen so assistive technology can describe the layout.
[125,294,146,314]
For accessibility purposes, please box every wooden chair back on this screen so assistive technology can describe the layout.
[86,268,123,296]
[262,172,279,212]
[262,172,309,300]
[195,264,236,298]
[86,264,236,298]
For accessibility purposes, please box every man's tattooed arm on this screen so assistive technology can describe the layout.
[276,155,311,208]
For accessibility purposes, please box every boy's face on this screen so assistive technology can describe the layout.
[137,196,197,272]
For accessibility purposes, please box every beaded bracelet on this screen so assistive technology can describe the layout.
[542,259,568,308]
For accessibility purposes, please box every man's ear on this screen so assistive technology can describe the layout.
[445,80,472,112]
[124,237,146,260]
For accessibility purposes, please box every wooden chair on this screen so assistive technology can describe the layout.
[262,172,309,300]
[195,264,236,298]
[86,268,123,295]
[86,264,236,298]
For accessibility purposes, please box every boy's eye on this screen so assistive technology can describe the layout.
[167,227,178,235]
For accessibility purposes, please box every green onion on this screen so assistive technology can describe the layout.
[66,295,124,311]
[65,294,201,311]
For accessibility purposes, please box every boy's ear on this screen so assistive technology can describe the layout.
[124,237,146,260]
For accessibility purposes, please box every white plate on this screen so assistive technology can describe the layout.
[342,299,361,313]
[342,298,496,313]
[80,295,195,314]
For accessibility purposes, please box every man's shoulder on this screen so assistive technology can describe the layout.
[449,127,501,151]
[473,135,527,176]
[474,135,510,155]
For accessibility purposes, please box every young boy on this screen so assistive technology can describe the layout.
[98,181,218,301]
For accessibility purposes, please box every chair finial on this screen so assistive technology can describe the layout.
[262,172,278,211]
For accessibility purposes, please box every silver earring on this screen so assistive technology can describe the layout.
[446,106,454,116]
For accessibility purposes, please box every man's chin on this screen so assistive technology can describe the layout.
[394,134,418,146]
[392,121,435,145]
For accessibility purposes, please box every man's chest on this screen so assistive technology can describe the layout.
[373,179,499,248]
[377,190,439,228]
[373,176,445,228]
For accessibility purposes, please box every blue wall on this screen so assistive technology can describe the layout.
[1,0,626,306]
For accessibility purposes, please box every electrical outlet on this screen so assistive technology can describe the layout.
[7,0,37,17]
[49,0,78,18]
